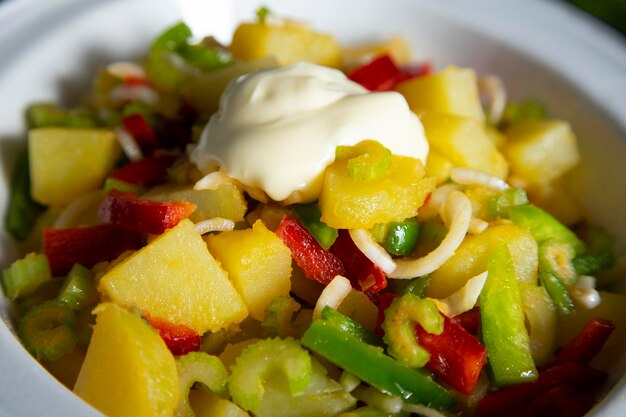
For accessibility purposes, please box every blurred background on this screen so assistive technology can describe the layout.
[562,0,626,36]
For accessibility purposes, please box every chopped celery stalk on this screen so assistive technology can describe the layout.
[509,204,585,254]
[18,300,77,361]
[27,103,68,128]
[229,338,312,413]
[4,149,45,241]
[480,244,537,387]
[501,100,547,126]
[145,54,188,93]
[540,271,574,315]
[400,276,431,297]
[336,140,392,181]
[2,253,52,300]
[381,294,443,368]
[178,44,234,71]
[57,264,94,310]
[176,351,228,417]
[383,217,420,256]
[573,251,615,276]
[538,239,577,286]
[293,202,338,250]
[320,306,383,347]
[487,187,528,218]
[15,280,62,318]
[75,307,95,348]
[262,296,301,338]
[103,177,148,194]
[150,22,192,55]
[301,318,455,410]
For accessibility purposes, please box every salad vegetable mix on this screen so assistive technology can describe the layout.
[2,9,625,417]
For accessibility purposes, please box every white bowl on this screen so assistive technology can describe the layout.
[0,0,624,415]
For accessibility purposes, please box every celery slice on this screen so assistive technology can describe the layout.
[18,300,77,361]
[176,352,228,417]
[2,253,52,300]
[58,264,94,310]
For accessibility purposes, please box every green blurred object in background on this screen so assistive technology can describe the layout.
[564,0,626,36]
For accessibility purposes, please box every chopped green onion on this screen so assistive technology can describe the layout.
[57,264,94,310]
[176,351,228,417]
[18,300,77,361]
[4,149,45,241]
[293,202,338,250]
[2,253,52,300]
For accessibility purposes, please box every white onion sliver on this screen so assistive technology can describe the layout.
[450,167,510,191]
[468,217,489,235]
[114,126,143,162]
[569,286,601,310]
[339,371,361,393]
[194,171,232,190]
[313,275,352,320]
[109,85,159,106]
[418,183,460,221]
[479,74,507,126]
[403,403,448,417]
[389,191,472,279]
[194,218,235,235]
[53,190,104,229]
[348,229,396,274]
[107,61,147,81]
[431,271,488,317]
[577,275,596,289]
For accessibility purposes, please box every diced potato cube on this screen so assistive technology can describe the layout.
[420,111,509,179]
[342,35,412,69]
[206,220,292,320]
[395,66,485,121]
[74,303,178,417]
[503,120,580,184]
[98,219,248,333]
[143,184,247,223]
[230,21,341,68]
[29,128,120,206]
[320,155,435,229]
[426,224,538,298]
[425,150,454,184]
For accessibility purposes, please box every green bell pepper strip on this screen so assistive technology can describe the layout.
[229,337,312,413]
[320,305,384,347]
[302,307,455,410]
[336,140,392,181]
[292,202,339,250]
[57,264,94,311]
[509,204,585,254]
[4,149,45,241]
[480,244,538,387]
[2,253,52,300]
[539,271,574,316]
[150,22,192,55]
[383,217,420,256]
[382,294,443,368]
[178,43,233,72]
[175,351,228,417]
[18,300,77,361]
[399,276,431,297]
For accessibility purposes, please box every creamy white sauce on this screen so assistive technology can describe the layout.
[190,61,429,201]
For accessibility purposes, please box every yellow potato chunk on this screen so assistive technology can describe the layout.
[342,35,412,69]
[425,150,454,184]
[98,219,248,333]
[395,66,485,121]
[205,220,292,320]
[143,184,248,223]
[320,155,435,229]
[426,224,538,298]
[29,128,120,206]
[419,111,509,179]
[504,120,580,185]
[74,303,178,417]
[230,21,341,68]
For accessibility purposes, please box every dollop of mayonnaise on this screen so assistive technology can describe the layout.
[190,61,429,202]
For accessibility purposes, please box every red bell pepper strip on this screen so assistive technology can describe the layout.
[43,225,143,276]
[552,318,615,366]
[376,292,487,394]
[99,190,195,235]
[121,113,159,154]
[330,229,387,293]
[398,61,432,81]
[348,54,403,91]
[453,306,481,335]
[275,216,349,286]
[523,385,597,417]
[475,363,607,417]
[415,314,487,395]
[110,154,178,186]
[146,315,201,356]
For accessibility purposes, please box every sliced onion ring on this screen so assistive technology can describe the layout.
[430,271,488,318]
[348,229,396,274]
[388,191,472,279]
[313,275,352,320]
[194,218,235,235]
[450,167,510,191]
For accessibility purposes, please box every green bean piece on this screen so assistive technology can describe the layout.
[18,300,77,361]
